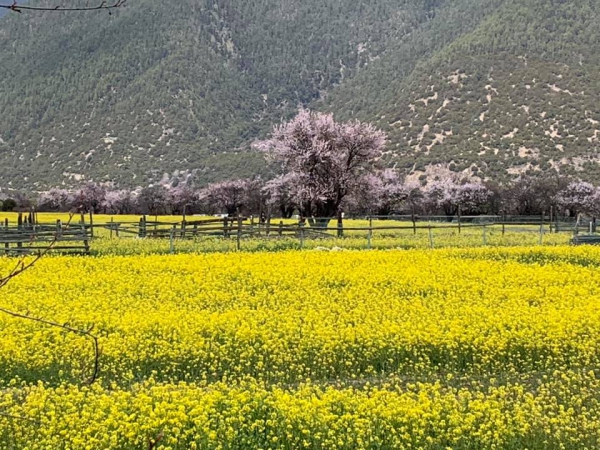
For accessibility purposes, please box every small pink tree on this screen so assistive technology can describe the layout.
[555,182,598,217]
[102,190,137,214]
[263,174,299,218]
[37,188,74,212]
[138,185,170,215]
[456,183,493,215]
[199,179,259,216]
[257,109,386,226]
[425,178,491,216]
[345,170,418,216]
[73,182,106,213]
[168,186,198,215]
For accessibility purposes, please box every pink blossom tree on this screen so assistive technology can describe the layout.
[168,186,198,215]
[425,178,492,216]
[102,190,137,215]
[456,182,493,215]
[138,185,171,215]
[263,174,298,218]
[73,182,106,213]
[555,181,599,217]
[37,188,74,212]
[199,179,261,216]
[257,109,386,226]
[345,170,420,216]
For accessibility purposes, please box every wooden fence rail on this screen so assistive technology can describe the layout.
[1,219,90,255]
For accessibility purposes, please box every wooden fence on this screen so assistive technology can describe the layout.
[92,213,562,251]
[1,211,597,254]
[1,214,90,255]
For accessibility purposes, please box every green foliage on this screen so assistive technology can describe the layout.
[0,198,16,212]
[1,0,600,188]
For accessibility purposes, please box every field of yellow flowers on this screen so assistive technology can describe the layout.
[0,246,599,448]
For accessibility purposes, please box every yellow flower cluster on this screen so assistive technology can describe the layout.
[0,246,598,448]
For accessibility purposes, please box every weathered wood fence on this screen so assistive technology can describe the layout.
[1,213,90,255]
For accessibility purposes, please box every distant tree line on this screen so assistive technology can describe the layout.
[2,174,598,221]
[1,110,599,220]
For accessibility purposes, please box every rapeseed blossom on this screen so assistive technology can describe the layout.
[0,247,598,448]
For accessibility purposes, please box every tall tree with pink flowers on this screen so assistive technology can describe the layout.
[256,109,386,227]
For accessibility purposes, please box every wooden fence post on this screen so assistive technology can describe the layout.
[81,223,90,254]
[17,213,23,251]
[170,225,176,254]
[367,214,373,249]
[89,211,94,238]
[412,213,417,235]
[4,218,8,254]
[139,216,147,238]
[457,205,462,234]
[110,217,114,239]
[237,215,243,251]
[278,221,283,236]
[337,211,344,238]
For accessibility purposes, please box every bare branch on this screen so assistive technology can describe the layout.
[0,0,126,13]
[147,429,165,450]
[0,213,101,384]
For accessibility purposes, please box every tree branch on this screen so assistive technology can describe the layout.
[0,0,126,13]
[0,213,101,385]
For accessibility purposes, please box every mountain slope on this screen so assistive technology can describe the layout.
[323,0,600,182]
[1,0,600,189]
[0,0,438,189]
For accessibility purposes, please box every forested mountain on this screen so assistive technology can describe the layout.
[325,0,600,184]
[1,0,599,189]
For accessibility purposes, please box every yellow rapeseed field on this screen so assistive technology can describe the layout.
[0,246,599,448]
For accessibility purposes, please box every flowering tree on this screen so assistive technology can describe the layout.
[503,176,566,215]
[37,188,74,212]
[168,186,198,215]
[199,179,259,216]
[345,170,418,216]
[425,178,460,216]
[257,109,386,226]
[73,182,106,213]
[138,185,170,215]
[102,190,137,215]
[425,179,491,216]
[555,182,599,217]
[456,183,493,215]
[263,174,298,218]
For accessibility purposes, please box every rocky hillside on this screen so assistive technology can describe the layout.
[1,0,599,189]
[324,0,600,183]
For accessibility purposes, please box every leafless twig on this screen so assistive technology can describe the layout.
[0,0,126,13]
[0,213,101,384]
[147,429,165,450]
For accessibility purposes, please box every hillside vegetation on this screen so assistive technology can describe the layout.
[1,0,599,188]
